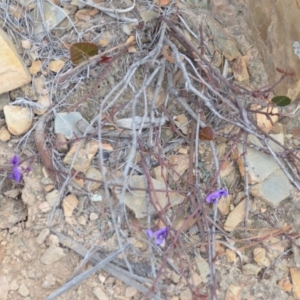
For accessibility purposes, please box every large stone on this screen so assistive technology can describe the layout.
[3,105,33,135]
[40,245,66,265]
[246,0,300,100]
[224,199,247,232]
[234,144,280,184]
[250,169,293,207]
[63,140,99,172]
[0,28,31,94]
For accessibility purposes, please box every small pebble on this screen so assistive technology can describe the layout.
[18,284,30,297]
[90,213,98,221]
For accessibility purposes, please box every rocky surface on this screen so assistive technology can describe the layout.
[0,28,31,94]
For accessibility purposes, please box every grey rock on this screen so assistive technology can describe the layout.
[236,144,280,184]
[36,228,50,245]
[250,169,293,207]
[18,284,30,297]
[40,245,66,265]
[242,263,262,275]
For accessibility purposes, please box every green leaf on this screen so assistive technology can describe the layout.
[271,95,291,107]
[70,42,98,65]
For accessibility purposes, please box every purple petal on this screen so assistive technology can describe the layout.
[10,167,22,183]
[10,155,19,166]
[206,189,228,204]
[146,230,154,239]
[155,227,168,245]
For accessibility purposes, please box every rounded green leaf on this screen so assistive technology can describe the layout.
[70,42,98,65]
[271,95,291,107]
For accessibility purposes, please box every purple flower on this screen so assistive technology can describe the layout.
[9,155,22,183]
[146,227,168,245]
[10,155,19,166]
[206,189,228,204]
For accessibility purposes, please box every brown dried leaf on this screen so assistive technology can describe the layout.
[199,126,214,141]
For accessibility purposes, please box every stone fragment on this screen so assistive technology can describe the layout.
[49,60,65,73]
[0,198,27,229]
[45,189,59,207]
[93,287,109,300]
[40,245,66,265]
[3,105,33,135]
[168,155,189,181]
[195,254,210,284]
[0,28,31,94]
[62,194,79,217]
[39,202,51,213]
[0,127,11,142]
[292,238,300,267]
[232,55,249,82]
[0,275,9,300]
[55,133,68,153]
[250,169,293,207]
[180,289,192,300]
[0,93,10,110]
[9,280,19,291]
[31,2,69,40]
[29,60,42,75]
[18,284,30,297]
[21,40,31,49]
[89,212,98,221]
[226,249,236,263]
[36,228,50,245]
[224,199,246,232]
[63,140,99,172]
[41,274,56,289]
[33,94,50,115]
[241,263,262,276]
[234,144,279,184]
[246,0,300,100]
[85,167,103,192]
[290,268,300,298]
[125,287,137,298]
[225,284,242,300]
[205,16,240,61]
[253,247,270,267]
[277,277,293,293]
[114,175,184,218]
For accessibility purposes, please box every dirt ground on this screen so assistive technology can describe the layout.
[1,1,300,300]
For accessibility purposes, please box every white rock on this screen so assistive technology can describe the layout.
[9,280,19,291]
[0,28,31,94]
[18,284,30,297]
[93,287,109,300]
[40,245,66,265]
[0,127,11,142]
[62,194,79,217]
[224,199,247,232]
[36,228,50,244]
[89,212,98,221]
[0,275,9,300]
[85,167,103,191]
[3,105,33,135]
[45,189,59,207]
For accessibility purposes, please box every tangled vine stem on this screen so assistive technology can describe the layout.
[3,1,300,299]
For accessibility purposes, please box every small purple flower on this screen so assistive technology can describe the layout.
[146,227,168,245]
[206,189,228,204]
[9,155,22,183]
[10,155,19,166]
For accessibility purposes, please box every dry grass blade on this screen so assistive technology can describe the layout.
[51,230,162,300]
[45,243,130,300]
